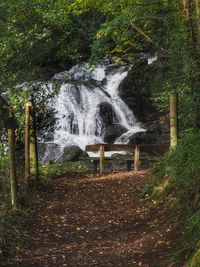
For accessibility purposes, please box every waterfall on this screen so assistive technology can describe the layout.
[42,61,145,161]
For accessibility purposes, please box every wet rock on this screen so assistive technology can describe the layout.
[62,145,89,162]
[99,102,115,126]
[38,143,62,163]
[44,132,54,142]
[128,130,159,145]
[104,124,127,143]
[105,64,121,76]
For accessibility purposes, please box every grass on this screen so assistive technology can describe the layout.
[39,161,89,179]
[189,248,200,267]
[0,202,27,259]
[152,129,200,265]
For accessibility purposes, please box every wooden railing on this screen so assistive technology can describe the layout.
[86,144,169,175]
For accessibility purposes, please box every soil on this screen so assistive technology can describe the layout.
[1,171,187,267]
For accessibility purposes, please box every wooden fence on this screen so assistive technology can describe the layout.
[86,144,169,175]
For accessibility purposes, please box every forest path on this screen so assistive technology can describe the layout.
[2,171,185,267]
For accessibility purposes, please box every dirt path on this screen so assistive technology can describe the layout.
[1,171,186,267]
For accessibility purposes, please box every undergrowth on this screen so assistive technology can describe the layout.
[0,186,31,261]
[0,205,26,259]
[152,129,200,266]
[39,161,88,179]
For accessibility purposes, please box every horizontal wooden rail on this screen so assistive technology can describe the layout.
[86,144,169,153]
[86,144,135,152]
[85,144,169,175]
[80,157,160,161]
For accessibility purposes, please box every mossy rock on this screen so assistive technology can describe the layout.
[111,153,125,159]
[62,145,89,162]
[104,124,127,143]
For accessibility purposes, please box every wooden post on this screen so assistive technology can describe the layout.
[30,103,39,180]
[8,128,17,209]
[25,101,32,184]
[134,145,140,171]
[170,91,178,147]
[99,145,105,175]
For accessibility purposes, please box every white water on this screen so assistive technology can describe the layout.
[43,62,145,161]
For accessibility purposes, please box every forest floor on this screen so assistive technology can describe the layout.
[1,171,187,267]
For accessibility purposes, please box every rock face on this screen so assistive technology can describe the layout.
[127,130,160,145]
[119,56,170,143]
[120,57,169,123]
[99,102,115,126]
[104,124,127,143]
[38,144,89,163]
[61,146,89,162]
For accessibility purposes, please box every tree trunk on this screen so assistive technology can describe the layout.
[25,102,32,184]
[30,104,39,180]
[8,128,17,209]
[170,92,178,147]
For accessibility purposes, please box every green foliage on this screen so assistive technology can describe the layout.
[153,129,200,263]
[154,129,200,190]
[0,0,103,87]
[0,206,24,257]
[90,1,168,60]
[9,82,59,139]
[0,142,9,195]
[160,2,200,130]
[189,248,200,267]
[40,161,88,180]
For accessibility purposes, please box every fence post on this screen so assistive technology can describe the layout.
[134,145,140,171]
[30,103,39,180]
[25,101,32,184]
[99,145,105,175]
[170,91,178,147]
[8,127,17,209]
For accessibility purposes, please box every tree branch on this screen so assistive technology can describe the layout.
[130,22,155,44]
[129,21,167,52]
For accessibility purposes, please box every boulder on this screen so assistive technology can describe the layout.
[128,130,159,145]
[104,124,127,143]
[99,102,115,126]
[61,145,89,162]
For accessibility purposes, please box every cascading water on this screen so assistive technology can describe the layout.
[42,61,145,162]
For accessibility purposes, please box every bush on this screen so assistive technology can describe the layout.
[153,129,200,200]
[39,161,88,180]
